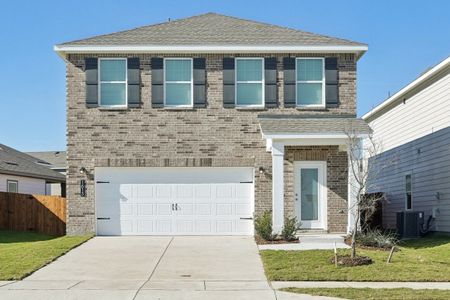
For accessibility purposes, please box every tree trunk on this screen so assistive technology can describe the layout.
[351,208,360,259]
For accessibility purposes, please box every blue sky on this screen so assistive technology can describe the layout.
[0,0,449,151]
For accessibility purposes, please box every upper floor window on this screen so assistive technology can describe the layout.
[164,58,193,107]
[405,174,412,210]
[296,58,325,107]
[99,58,127,107]
[236,58,264,107]
[7,180,18,193]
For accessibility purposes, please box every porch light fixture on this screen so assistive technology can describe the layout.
[258,166,265,174]
[79,167,88,175]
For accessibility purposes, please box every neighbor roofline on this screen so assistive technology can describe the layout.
[0,169,66,183]
[362,56,450,122]
[54,44,368,60]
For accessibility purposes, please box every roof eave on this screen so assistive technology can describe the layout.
[54,44,368,60]
[0,169,66,183]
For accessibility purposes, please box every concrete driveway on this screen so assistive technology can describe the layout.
[0,236,336,300]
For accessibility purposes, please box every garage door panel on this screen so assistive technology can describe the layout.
[155,185,172,198]
[195,203,212,215]
[137,204,154,216]
[137,220,154,233]
[137,184,154,198]
[195,220,212,233]
[194,185,211,198]
[216,203,233,215]
[156,204,173,216]
[176,185,194,198]
[95,167,254,235]
[156,219,172,233]
[235,204,251,215]
[177,204,194,215]
[215,185,234,198]
[176,219,193,233]
[120,203,134,216]
[216,220,233,233]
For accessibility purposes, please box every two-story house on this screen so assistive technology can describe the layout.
[55,13,370,236]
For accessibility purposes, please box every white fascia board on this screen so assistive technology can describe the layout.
[262,133,368,140]
[54,44,368,58]
[362,56,450,121]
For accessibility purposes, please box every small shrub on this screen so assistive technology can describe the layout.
[355,229,398,249]
[255,211,274,241]
[281,217,300,241]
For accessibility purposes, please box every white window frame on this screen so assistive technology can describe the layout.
[163,58,194,108]
[405,173,413,211]
[98,58,128,108]
[235,57,265,108]
[295,57,325,108]
[7,180,18,193]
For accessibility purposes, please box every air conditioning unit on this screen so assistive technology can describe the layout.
[396,211,425,239]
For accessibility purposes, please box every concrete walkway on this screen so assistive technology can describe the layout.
[272,281,450,290]
[0,236,338,300]
[259,234,350,250]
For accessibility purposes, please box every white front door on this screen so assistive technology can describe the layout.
[294,161,327,229]
[95,167,254,235]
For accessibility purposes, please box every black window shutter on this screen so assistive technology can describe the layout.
[325,57,339,106]
[85,58,98,108]
[151,57,164,108]
[265,57,277,108]
[193,58,206,108]
[127,57,140,108]
[223,57,235,108]
[283,57,296,108]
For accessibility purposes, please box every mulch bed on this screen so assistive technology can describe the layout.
[331,255,373,267]
[255,235,300,245]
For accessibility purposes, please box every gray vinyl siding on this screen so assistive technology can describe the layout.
[367,126,450,232]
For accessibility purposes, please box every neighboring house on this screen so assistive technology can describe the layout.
[55,13,370,236]
[0,144,66,195]
[363,56,450,232]
[26,151,67,196]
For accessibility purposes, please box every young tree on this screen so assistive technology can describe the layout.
[346,130,387,259]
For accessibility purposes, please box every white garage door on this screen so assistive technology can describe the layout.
[95,167,254,235]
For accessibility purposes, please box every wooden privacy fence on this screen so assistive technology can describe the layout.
[0,192,66,236]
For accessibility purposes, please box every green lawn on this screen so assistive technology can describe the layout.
[0,230,92,280]
[281,288,450,300]
[261,234,450,281]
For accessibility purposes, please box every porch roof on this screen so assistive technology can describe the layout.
[258,115,371,138]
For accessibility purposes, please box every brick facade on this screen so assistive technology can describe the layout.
[65,53,357,235]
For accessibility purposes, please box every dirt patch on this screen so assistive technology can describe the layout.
[331,255,373,267]
[255,235,300,245]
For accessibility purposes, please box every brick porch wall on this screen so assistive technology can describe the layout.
[284,146,348,233]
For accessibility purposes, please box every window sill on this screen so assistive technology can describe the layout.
[163,106,195,111]
[295,106,328,111]
[235,106,267,111]
[98,106,129,111]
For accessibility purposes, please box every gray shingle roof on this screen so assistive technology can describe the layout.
[59,13,366,47]
[25,151,66,170]
[258,115,372,136]
[0,144,65,182]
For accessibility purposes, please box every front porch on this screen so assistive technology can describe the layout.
[258,115,371,234]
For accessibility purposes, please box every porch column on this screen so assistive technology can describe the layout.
[272,142,284,233]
